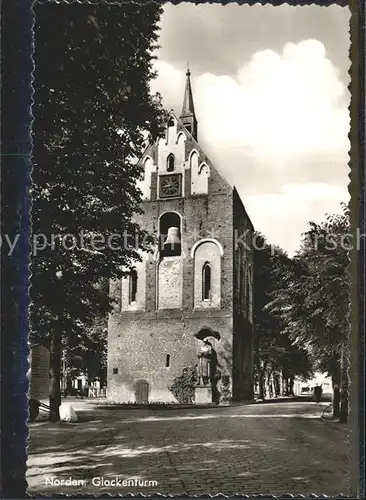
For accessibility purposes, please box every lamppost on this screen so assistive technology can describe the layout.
[49,269,63,422]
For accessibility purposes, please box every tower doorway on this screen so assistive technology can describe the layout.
[135,380,149,403]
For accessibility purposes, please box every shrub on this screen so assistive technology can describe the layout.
[169,365,197,404]
[221,375,231,403]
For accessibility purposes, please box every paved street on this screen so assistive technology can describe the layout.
[27,400,349,496]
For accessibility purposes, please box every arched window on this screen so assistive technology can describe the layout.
[159,212,181,257]
[166,118,175,144]
[192,240,222,309]
[129,268,138,303]
[166,354,171,367]
[166,153,175,172]
[202,262,211,300]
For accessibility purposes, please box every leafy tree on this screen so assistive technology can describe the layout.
[267,205,350,420]
[276,340,313,395]
[253,234,281,399]
[64,314,108,392]
[253,234,312,399]
[31,3,165,420]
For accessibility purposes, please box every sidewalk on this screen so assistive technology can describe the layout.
[27,399,349,496]
[32,398,258,423]
[254,394,332,404]
[33,397,103,422]
[32,396,336,423]
[320,403,347,426]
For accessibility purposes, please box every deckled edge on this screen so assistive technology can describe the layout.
[27,494,348,499]
[34,0,350,8]
[26,0,357,498]
[348,1,365,499]
[2,0,34,498]
[346,1,353,498]
[25,0,35,494]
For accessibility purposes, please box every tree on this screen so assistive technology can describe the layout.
[31,3,165,420]
[253,234,312,399]
[253,234,281,399]
[277,340,313,396]
[64,315,108,392]
[267,205,350,420]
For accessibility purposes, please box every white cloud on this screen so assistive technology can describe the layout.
[195,40,349,155]
[280,182,348,201]
[150,40,350,253]
[245,183,349,255]
[151,61,184,111]
[152,40,349,156]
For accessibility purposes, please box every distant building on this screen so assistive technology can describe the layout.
[293,372,333,396]
[108,68,255,403]
[71,373,88,392]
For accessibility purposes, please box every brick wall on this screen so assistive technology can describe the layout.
[108,182,235,402]
[232,188,255,400]
[107,113,255,403]
[108,311,233,402]
[157,256,183,309]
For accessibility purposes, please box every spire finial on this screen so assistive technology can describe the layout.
[180,62,197,140]
[181,64,195,116]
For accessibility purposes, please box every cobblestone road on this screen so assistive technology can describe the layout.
[27,401,349,496]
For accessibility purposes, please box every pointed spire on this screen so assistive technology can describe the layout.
[180,63,198,140]
[181,62,196,118]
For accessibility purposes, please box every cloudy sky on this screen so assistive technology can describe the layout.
[150,3,351,255]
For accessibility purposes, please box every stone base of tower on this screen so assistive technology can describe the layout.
[107,312,235,404]
[194,385,213,404]
[106,384,177,404]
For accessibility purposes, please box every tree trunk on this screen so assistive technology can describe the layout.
[258,370,265,400]
[279,371,283,396]
[331,373,340,418]
[339,348,348,423]
[49,321,62,422]
[340,387,348,423]
[257,359,267,400]
[267,370,274,398]
[282,369,290,396]
[281,373,286,396]
[285,378,290,396]
[66,375,72,397]
[289,375,295,396]
[100,367,107,388]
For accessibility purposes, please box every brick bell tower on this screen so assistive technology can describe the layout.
[107,66,255,404]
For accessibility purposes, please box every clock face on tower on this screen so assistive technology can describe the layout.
[159,174,182,198]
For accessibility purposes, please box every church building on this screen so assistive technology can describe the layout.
[108,68,255,403]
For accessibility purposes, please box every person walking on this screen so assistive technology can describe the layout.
[314,384,323,404]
